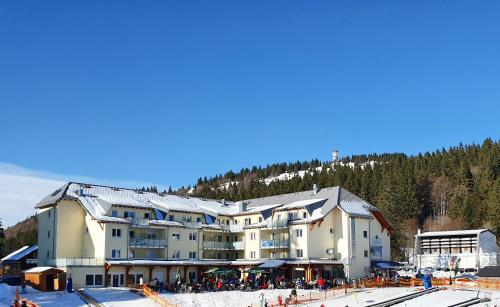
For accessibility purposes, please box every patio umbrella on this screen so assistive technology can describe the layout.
[204,267,220,274]
[245,268,268,274]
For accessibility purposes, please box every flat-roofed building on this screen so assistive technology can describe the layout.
[414,229,498,270]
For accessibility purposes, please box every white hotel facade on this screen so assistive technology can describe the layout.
[36,182,392,287]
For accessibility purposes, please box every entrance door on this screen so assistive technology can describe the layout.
[46,274,54,291]
[112,275,119,287]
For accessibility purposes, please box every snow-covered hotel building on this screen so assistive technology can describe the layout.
[414,229,498,270]
[36,182,392,287]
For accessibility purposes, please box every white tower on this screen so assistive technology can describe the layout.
[332,150,339,170]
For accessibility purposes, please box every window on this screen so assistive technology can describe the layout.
[364,250,368,257]
[302,212,307,219]
[86,275,94,286]
[363,231,368,238]
[259,217,263,222]
[277,214,281,221]
[85,227,89,233]
[48,230,50,238]
[95,274,103,286]
[189,251,196,259]
[188,271,196,282]
[189,233,197,241]
[172,233,180,240]
[270,252,276,259]
[112,229,121,237]
[135,274,143,284]
[217,253,221,259]
[250,232,256,240]
[330,228,333,234]
[48,210,51,219]
[172,251,180,259]
[111,249,121,258]
[226,253,230,259]
[46,250,49,258]
[217,235,222,242]
[245,218,251,225]
[124,211,135,218]
[168,215,174,221]
[295,229,303,237]
[234,219,238,224]
[289,212,297,221]
[111,210,118,217]
[196,217,201,223]
[182,216,187,222]
[296,249,303,258]
[187,216,192,222]
[120,274,124,286]
[250,251,256,259]
[144,213,150,219]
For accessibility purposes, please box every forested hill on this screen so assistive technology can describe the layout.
[183,139,500,260]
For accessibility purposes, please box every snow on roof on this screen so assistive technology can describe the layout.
[1,245,37,262]
[24,266,58,273]
[35,182,383,226]
[415,229,491,237]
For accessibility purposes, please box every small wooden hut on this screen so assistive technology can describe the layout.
[23,267,66,291]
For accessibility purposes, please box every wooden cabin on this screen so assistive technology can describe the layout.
[23,267,66,291]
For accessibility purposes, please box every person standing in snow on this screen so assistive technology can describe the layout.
[423,271,432,289]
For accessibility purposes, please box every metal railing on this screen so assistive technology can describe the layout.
[184,221,203,229]
[266,220,289,229]
[221,224,244,232]
[202,241,245,250]
[129,218,150,227]
[46,258,105,267]
[260,240,290,248]
[129,239,167,248]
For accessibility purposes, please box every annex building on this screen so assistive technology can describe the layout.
[414,229,498,270]
[36,182,392,287]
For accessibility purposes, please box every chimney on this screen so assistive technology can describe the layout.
[313,184,318,195]
[417,229,421,235]
[221,199,226,206]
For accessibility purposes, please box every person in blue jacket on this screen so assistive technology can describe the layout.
[423,271,432,289]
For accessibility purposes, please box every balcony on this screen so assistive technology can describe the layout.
[129,218,150,227]
[203,241,245,250]
[266,220,289,229]
[260,240,290,249]
[129,239,167,248]
[221,224,244,232]
[46,258,105,267]
[184,221,203,229]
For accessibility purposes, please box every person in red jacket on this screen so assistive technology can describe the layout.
[317,277,325,290]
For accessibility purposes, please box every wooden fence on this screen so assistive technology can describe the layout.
[143,284,179,307]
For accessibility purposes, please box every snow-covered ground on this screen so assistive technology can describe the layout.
[306,288,500,307]
[306,287,420,307]
[161,288,315,307]
[83,287,156,307]
[0,284,87,307]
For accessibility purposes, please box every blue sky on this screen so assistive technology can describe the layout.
[1,0,499,191]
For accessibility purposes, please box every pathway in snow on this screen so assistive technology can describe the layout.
[83,287,156,307]
[306,287,421,307]
[161,288,315,307]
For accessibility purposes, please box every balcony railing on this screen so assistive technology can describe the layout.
[46,258,105,267]
[221,224,244,232]
[266,220,289,229]
[129,239,167,248]
[203,241,245,250]
[184,221,203,229]
[129,218,150,227]
[260,240,290,249]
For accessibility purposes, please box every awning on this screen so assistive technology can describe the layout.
[258,260,285,269]
[371,260,404,269]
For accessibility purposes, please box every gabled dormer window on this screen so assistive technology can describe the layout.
[111,210,118,217]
